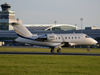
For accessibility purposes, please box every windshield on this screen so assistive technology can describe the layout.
[85,35,90,38]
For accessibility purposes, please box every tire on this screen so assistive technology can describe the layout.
[57,49,61,53]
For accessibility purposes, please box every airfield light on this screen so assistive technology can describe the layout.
[55,21,57,27]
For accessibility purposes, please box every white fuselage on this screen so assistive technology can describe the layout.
[15,33,97,47]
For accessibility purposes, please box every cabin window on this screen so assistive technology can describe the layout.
[72,37,73,39]
[65,37,67,39]
[69,37,70,39]
[59,37,60,39]
[75,37,77,39]
[78,37,80,39]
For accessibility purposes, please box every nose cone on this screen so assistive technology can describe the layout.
[93,39,98,44]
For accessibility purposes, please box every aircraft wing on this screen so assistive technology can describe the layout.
[55,42,77,48]
[69,43,77,46]
[55,42,65,48]
[55,42,76,48]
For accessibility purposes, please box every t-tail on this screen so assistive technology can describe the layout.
[11,22,33,37]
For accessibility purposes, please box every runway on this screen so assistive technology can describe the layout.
[0,52,100,56]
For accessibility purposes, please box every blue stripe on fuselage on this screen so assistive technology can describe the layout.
[17,33,34,40]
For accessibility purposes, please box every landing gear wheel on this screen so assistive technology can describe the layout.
[87,46,90,51]
[51,47,55,53]
[51,49,55,53]
[57,49,61,53]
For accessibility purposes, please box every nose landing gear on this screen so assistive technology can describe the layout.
[87,46,90,51]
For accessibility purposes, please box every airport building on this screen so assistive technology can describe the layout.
[25,24,77,31]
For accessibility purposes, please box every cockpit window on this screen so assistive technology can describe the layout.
[85,35,90,38]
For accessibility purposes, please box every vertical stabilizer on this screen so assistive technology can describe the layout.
[11,22,33,37]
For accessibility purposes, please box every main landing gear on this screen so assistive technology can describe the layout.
[51,47,55,53]
[50,47,61,53]
[57,48,61,53]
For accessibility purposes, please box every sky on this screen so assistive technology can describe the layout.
[0,0,100,29]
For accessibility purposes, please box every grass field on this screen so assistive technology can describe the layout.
[0,47,100,75]
[0,47,100,53]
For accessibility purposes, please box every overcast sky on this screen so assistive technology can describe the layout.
[0,0,100,29]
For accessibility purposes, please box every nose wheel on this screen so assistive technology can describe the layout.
[87,46,90,51]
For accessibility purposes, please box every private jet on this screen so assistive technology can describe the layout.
[11,22,98,53]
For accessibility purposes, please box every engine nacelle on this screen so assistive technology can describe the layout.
[47,34,57,41]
